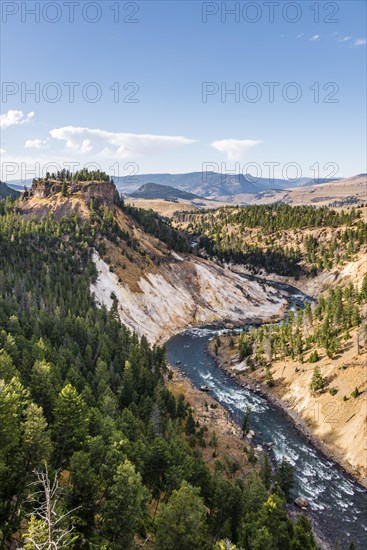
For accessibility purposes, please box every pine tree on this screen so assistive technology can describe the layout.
[310,367,324,392]
[308,350,319,363]
[274,459,294,501]
[259,454,272,490]
[242,406,251,437]
[265,368,275,387]
[52,385,88,464]
[292,514,317,549]
[185,411,196,436]
[102,459,148,548]
[155,483,208,550]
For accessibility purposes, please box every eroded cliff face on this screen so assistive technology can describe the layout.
[90,250,288,344]
[22,179,120,207]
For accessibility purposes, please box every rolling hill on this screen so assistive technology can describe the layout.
[115,171,341,198]
[0,181,21,199]
[129,182,203,201]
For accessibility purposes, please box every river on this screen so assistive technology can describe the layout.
[165,280,367,549]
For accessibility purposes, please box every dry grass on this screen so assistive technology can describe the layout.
[125,197,230,217]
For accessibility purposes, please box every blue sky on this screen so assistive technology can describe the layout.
[1,0,366,181]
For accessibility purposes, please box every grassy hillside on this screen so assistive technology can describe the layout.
[174,204,367,276]
[130,182,202,201]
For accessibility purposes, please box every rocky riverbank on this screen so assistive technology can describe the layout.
[207,340,367,489]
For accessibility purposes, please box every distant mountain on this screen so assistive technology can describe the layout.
[116,172,277,196]
[7,173,344,199]
[294,177,343,188]
[0,181,21,199]
[129,182,203,201]
[115,172,342,197]
[6,180,32,191]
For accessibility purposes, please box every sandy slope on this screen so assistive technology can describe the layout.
[214,329,367,485]
[269,340,367,484]
[18,189,287,343]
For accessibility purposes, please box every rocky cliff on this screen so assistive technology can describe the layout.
[22,179,120,207]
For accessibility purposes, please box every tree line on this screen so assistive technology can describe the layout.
[236,278,367,373]
[124,203,191,253]
[37,168,111,184]
[176,205,367,276]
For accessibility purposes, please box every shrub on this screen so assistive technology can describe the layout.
[308,350,319,363]
[265,368,275,387]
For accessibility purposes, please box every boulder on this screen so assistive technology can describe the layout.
[294,497,309,509]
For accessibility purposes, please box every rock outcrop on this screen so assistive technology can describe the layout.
[22,179,120,207]
[294,497,309,509]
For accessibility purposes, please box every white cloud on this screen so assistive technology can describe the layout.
[297,33,304,39]
[353,38,366,47]
[49,126,196,158]
[0,110,34,129]
[25,138,49,149]
[337,36,351,42]
[310,35,320,42]
[0,149,6,155]
[80,139,92,153]
[211,139,261,160]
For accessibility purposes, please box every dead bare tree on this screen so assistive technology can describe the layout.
[23,466,80,550]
